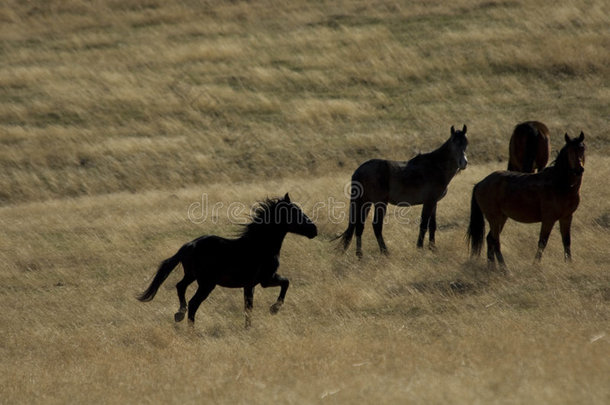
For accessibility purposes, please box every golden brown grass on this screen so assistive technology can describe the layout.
[1,0,609,403]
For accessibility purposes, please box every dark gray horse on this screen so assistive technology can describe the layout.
[337,125,468,257]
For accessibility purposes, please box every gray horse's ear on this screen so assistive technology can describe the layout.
[462,124,467,134]
[565,133,571,143]
[578,131,585,142]
[451,126,455,135]
[284,193,291,202]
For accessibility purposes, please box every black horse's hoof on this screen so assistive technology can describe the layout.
[174,312,185,322]
[269,302,282,314]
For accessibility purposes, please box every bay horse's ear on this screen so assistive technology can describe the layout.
[451,125,455,135]
[564,133,571,143]
[578,131,585,142]
[462,124,467,134]
[283,193,291,202]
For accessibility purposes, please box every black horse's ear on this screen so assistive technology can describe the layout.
[462,124,467,134]
[578,131,585,142]
[451,125,455,135]
[283,193,291,202]
[565,133,571,143]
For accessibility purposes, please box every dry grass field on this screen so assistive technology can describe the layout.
[1,0,609,403]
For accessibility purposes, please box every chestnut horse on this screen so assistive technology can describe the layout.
[138,194,317,327]
[337,125,468,257]
[507,121,550,173]
[467,132,585,271]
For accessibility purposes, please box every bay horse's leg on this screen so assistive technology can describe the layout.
[244,286,254,328]
[417,203,434,248]
[187,283,215,324]
[355,202,371,258]
[428,203,438,251]
[372,202,388,255]
[493,217,508,274]
[559,215,573,262]
[175,272,195,322]
[261,273,289,314]
[534,219,555,262]
[486,232,496,270]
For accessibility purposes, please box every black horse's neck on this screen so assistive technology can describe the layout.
[433,140,462,179]
[240,223,287,256]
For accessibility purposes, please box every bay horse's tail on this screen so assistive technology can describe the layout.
[137,247,184,302]
[466,185,485,256]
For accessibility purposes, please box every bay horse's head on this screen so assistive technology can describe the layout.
[274,193,318,239]
[563,132,586,175]
[449,125,469,170]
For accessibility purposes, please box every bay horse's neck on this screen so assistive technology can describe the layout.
[549,152,583,193]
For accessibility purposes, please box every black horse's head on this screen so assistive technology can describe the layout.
[449,125,469,170]
[276,193,318,239]
[562,132,586,175]
[250,193,317,239]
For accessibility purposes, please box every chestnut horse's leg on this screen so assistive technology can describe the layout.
[261,273,290,314]
[417,202,435,248]
[244,286,254,328]
[372,202,388,255]
[559,215,573,262]
[187,283,215,324]
[535,219,555,262]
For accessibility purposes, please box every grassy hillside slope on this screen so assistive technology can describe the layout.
[1,1,608,403]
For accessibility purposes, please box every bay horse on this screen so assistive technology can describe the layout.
[507,121,550,172]
[138,193,317,327]
[337,125,468,257]
[467,132,585,271]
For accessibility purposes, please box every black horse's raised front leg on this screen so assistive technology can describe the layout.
[244,286,254,328]
[260,273,289,314]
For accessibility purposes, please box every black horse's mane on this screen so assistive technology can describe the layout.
[239,197,285,238]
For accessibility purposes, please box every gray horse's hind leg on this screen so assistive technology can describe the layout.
[372,202,388,254]
[355,203,371,258]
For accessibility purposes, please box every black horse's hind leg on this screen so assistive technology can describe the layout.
[486,232,497,270]
[428,203,438,251]
[355,202,371,258]
[372,202,388,255]
[174,273,196,322]
[261,273,289,314]
[187,283,215,324]
[417,203,434,248]
[244,286,254,328]
[559,215,572,262]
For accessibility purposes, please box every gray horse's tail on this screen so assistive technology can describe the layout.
[466,185,485,256]
[137,247,184,302]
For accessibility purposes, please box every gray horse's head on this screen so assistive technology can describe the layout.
[449,125,468,170]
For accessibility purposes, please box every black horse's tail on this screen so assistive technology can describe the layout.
[466,185,485,256]
[137,247,184,302]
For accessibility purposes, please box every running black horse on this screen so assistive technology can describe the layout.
[138,193,317,327]
[337,125,468,257]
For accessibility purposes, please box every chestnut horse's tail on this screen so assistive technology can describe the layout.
[137,247,184,302]
[466,185,485,256]
[522,127,539,173]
